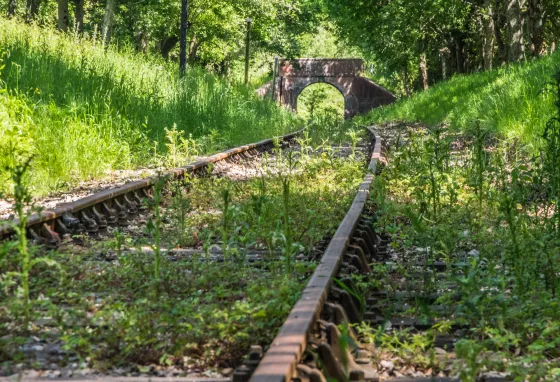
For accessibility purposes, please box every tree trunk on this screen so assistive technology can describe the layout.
[137,31,149,54]
[25,0,41,21]
[456,37,465,74]
[7,0,17,17]
[179,0,189,77]
[188,35,202,63]
[161,36,178,60]
[528,0,545,56]
[403,65,412,97]
[450,42,457,75]
[58,0,69,31]
[493,0,507,65]
[419,54,429,90]
[73,0,84,33]
[482,0,495,70]
[439,47,450,80]
[506,0,526,62]
[102,0,116,43]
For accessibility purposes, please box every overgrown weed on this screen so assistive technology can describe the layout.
[370,76,560,378]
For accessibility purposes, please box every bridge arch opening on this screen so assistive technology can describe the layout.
[296,82,345,121]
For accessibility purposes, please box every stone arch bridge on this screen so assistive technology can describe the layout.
[257,58,396,119]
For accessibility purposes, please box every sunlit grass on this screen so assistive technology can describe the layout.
[363,51,560,148]
[0,18,300,196]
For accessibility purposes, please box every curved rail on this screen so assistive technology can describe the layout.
[248,127,383,382]
[0,130,302,245]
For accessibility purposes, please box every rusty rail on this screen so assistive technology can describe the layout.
[248,127,382,382]
[0,130,302,244]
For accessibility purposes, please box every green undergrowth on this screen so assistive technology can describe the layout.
[362,51,560,149]
[365,118,560,380]
[0,18,300,197]
[0,136,369,374]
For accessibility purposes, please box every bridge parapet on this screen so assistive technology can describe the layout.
[280,58,364,78]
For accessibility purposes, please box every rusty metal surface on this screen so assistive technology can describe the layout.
[249,127,382,382]
[0,130,302,239]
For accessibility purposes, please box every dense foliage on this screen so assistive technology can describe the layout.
[5,0,560,95]
[4,0,322,78]
[323,0,560,94]
[0,19,300,196]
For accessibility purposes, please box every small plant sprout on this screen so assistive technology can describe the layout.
[221,186,231,259]
[170,178,191,247]
[282,178,293,275]
[346,129,360,159]
[470,121,489,228]
[113,229,125,257]
[543,70,560,237]
[147,176,165,283]
[296,130,313,159]
[5,155,60,327]
[10,156,34,325]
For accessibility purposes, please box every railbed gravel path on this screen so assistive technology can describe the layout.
[1,133,376,381]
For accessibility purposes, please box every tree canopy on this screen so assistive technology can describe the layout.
[4,0,560,93]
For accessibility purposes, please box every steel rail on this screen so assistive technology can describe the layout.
[249,127,382,382]
[0,130,302,241]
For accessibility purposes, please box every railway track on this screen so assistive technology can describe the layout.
[1,126,519,381]
[0,130,301,247]
[235,126,512,382]
[233,127,386,382]
[1,128,378,381]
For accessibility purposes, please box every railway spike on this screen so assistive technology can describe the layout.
[324,323,376,382]
[123,194,138,214]
[344,253,368,274]
[91,206,108,229]
[29,227,46,245]
[339,278,362,308]
[355,350,370,365]
[317,343,349,382]
[40,223,61,249]
[101,202,118,225]
[232,365,252,382]
[79,211,98,233]
[349,370,365,381]
[296,364,327,382]
[347,245,371,272]
[355,229,375,255]
[333,288,361,324]
[351,237,372,259]
[54,219,70,236]
[111,199,129,226]
[323,302,359,341]
[132,190,147,211]
[62,213,81,231]
[140,188,153,204]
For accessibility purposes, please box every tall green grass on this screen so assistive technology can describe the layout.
[362,51,560,148]
[0,18,300,196]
